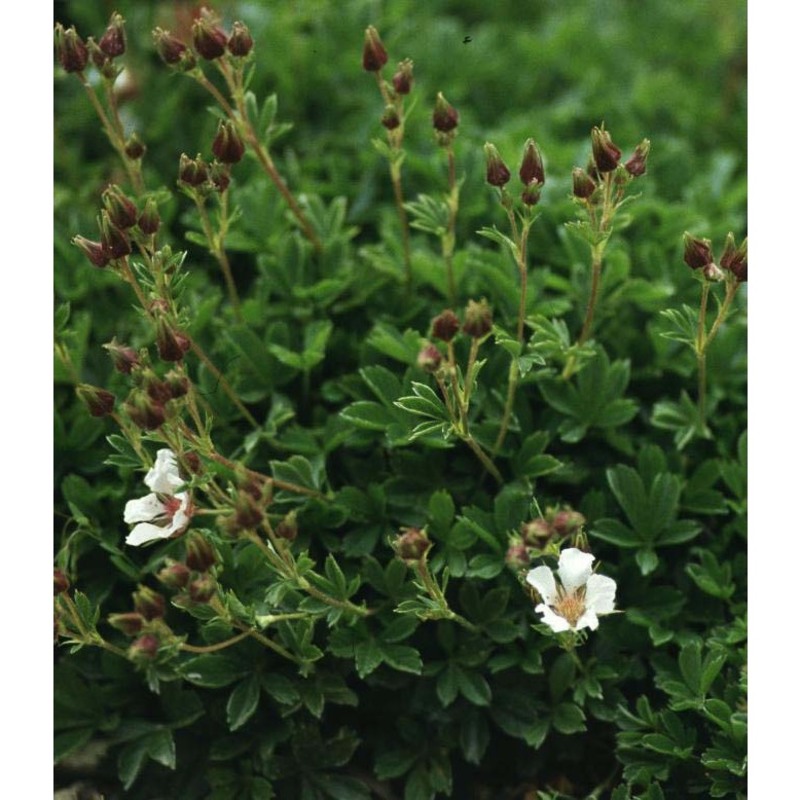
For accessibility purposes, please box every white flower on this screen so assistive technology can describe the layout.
[525,548,616,633]
[124,449,192,546]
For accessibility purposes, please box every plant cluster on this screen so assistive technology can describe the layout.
[54,4,746,799]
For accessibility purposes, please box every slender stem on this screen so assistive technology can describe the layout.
[390,161,412,285]
[462,434,503,483]
[180,629,252,653]
[705,280,740,348]
[118,257,149,309]
[444,146,458,304]
[415,559,480,633]
[192,71,237,117]
[696,281,711,426]
[493,359,519,455]
[576,248,604,347]
[462,338,481,409]
[102,78,145,194]
[209,452,327,500]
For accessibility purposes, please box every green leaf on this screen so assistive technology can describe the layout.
[145,729,176,769]
[227,674,261,731]
[360,365,402,406]
[54,727,94,762]
[459,713,490,765]
[635,548,659,575]
[436,664,459,707]
[380,643,423,674]
[607,465,650,538]
[657,520,702,545]
[679,642,702,694]
[118,738,149,790]
[552,702,586,734]
[340,401,396,431]
[428,490,455,532]
[374,749,418,780]
[591,518,641,547]
[181,655,249,688]
[548,653,576,701]
[355,638,383,678]
[456,668,492,706]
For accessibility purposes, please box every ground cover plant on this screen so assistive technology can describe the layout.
[54,2,747,798]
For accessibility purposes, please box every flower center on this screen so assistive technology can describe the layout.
[553,587,586,627]
[162,495,182,519]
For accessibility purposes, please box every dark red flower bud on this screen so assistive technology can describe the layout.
[572,167,597,200]
[184,452,203,475]
[178,153,209,187]
[103,339,141,374]
[163,369,190,400]
[87,37,111,72]
[463,298,493,339]
[275,511,299,541]
[362,25,388,72]
[133,585,166,620]
[124,133,146,160]
[99,13,126,58]
[129,634,159,661]
[590,126,622,173]
[188,574,216,603]
[102,185,138,229]
[143,371,172,405]
[624,138,650,177]
[192,11,228,60]
[381,106,401,130]
[392,59,414,94]
[431,309,460,342]
[125,390,166,431]
[520,518,552,546]
[137,197,161,235]
[233,493,263,531]
[212,120,245,164]
[505,539,531,570]
[521,185,542,206]
[55,24,89,73]
[72,235,110,268]
[185,533,216,572]
[484,143,511,187]
[550,509,586,537]
[228,21,254,56]
[76,384,115,417]
[209,161,231,193]
[153,28,189,66]
[108,612,145,636]
[157,560,192,589]
[433,92,459,133]
[155,316,190,362]
[54,569,70,595]
[683,233,715,270]
[417,343,443,373]
[519,138,545,187]
[100,211,132,259]
[393,527,431,564]
[720,233,747,282]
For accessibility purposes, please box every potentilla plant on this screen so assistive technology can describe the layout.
[55,6,746,799]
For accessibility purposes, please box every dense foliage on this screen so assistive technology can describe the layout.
[54,2,746,798]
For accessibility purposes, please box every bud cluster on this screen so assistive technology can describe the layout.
[484,139,546,206]
[393,527,431,564]
[684,232,747,284]
[416,301,491,374]
[506,507,587,572]
[432,92,459,146]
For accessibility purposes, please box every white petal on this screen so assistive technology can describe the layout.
[167,494,191,535]
[526,566,558,605]
[585,574,617,615]
[126,522,172,546]
[145,449,183,493]
[557,548,595,593]
[575,609,600,630]
[535,603,572,633]
[124,494,166,524]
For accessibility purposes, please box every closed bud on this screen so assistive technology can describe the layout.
[233,493,263,531]
[99,13,126,58]
[103,339,141,374]
[153,28,190,66]
[392,59,414,94]
[192,11,228,60]
[683,232,714,270]
[362,25,388,72]
[590,126,622,173]
[125,390,166,430]
[521,185,542,206]
[184,452,203,475]
[212,120,245,164]
[417,343,442,373]
[54,569,70,595]
[433,92,459,133]
[128,633,159,661]
[72,235,110,268]
[133,585,166,620]
[275,510,299,541]
[185,533,216,572]
[624,138,650,177]
[188,574,216,603]
[137,197,161,234]
[463,298,493,339]
[381,106,401,130]
[87,37,111,73]
[142,370,172,404]
[720,233,747,282]
[550,509,586,537]
[55,24,89,73]
[178,153,209,187]
[100,211,132,259]
[164,369,190,400]
[228,21,254,57]
[157,560,192,589]
[124,133,146,160]
[155,316,190,362]
[393,527,430,564]
[102,185,138,229]
[505,538,531,570]
[520,518,552,546]
[572,167,597,200]
[519,138,545,187]
[209,161,231,193]
[108,612,145,636]
[76,384,115,418]
[431,309,460,342]
[484,143,511,187]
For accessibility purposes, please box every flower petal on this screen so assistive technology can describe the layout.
[124,493,166,524]
[535,603,572,633]
[126,521,172,546]
[167,493,192,535]
[526,565,558,605]
[145,449,184,493]
[575,609,600,631]
[584,573,617,615]
[557,548,595,593]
